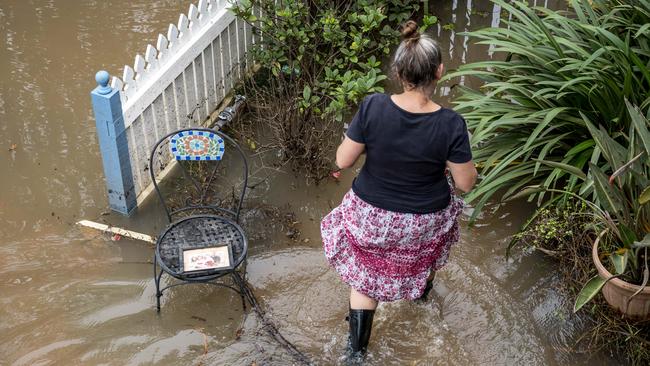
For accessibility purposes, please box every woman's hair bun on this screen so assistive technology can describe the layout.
[401,20,420,41]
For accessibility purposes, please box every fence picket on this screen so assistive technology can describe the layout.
[173,74,187,129]
[182,64,199,125]
[134,54,146,75]
[127,120,144,196]
[162,84,176,132]
[140,107,154,155]
[238,18,248,73]
[178,14,190,37]
[122,65,135,99]
[228,22,238,89]
[192,53,207,122]
[212,35,224,102]
[203,43,217,115]
[221,28,232,95]
[150,94,165,144]
[167,24,179,45]
[244,19,253,69]
[233,20,242,80]
[145,44,158,72]
[188,4,200,30]
[110,77,126,106]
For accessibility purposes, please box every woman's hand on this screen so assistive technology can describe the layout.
[336,136,365,170]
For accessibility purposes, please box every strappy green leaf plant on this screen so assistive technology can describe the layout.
[571,100,650,312]
[442,0,650,222]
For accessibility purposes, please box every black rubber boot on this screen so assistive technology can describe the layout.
[348,308,375,355]
[415,280,434,303]
[415,272,436,303]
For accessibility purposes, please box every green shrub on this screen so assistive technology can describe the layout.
[230,0,433,180]
[232,0,431,122]
[442,0,650,221]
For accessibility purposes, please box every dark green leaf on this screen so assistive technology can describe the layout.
[534,159,587,180]
[574,275,607,313]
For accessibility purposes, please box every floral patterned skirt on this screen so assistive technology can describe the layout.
[321,189,463,302]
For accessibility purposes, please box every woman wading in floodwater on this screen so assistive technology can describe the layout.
[321,20,477,356]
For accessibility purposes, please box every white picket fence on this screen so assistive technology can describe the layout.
[97,0,259,210]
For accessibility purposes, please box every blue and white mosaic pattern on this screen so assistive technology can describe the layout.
[169,130,225,161]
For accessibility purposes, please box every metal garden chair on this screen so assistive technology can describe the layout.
[149,127,248,312]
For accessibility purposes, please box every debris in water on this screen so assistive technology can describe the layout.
[235,327,244,340]
[8,143,17,151]
[203,332,208,354]
[285,229,298,239]
[76,220,155,243]
[111,234,122,241]
[191,315,207,322]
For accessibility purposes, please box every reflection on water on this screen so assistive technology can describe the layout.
[0,0,614,365]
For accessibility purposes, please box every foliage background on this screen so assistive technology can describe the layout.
[231,0,436,180]
[443,0,650,221]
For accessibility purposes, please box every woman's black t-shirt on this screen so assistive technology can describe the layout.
[346,93,472,214]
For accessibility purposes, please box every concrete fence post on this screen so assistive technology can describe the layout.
[91,70,136,215]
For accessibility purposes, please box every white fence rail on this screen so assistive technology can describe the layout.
[91,0,257,214]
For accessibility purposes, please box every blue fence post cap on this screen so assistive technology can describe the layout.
[95,70,112,95]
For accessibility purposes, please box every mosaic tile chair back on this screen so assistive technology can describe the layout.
[169,130,225,161]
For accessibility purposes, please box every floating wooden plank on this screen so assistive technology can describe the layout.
[77,220,155,243]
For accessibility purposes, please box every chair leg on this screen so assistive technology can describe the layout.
[155,271,164,312]
[154,257,163,312]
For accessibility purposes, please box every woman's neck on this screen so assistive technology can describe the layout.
[392,89,441,113]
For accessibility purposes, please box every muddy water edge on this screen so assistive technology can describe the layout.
[1,1,617,365]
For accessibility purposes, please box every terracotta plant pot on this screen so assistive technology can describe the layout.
[592,237,650,319]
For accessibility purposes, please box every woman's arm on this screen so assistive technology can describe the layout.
[446,160,477,193]
[336,136,365,169]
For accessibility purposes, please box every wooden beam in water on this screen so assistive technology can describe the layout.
[77,220,155,243]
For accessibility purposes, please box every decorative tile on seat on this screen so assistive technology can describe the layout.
[170,130,225,161]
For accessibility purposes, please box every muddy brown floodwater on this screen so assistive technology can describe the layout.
[0,1,618,365]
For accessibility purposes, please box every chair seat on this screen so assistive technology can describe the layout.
[155,215,247,280]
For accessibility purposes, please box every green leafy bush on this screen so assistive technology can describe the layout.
[230,0,431,180]
[443,0,650,221]
[232,0,428,122]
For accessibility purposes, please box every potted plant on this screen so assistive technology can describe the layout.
[571,100,650,318]
[512,100,650,318]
